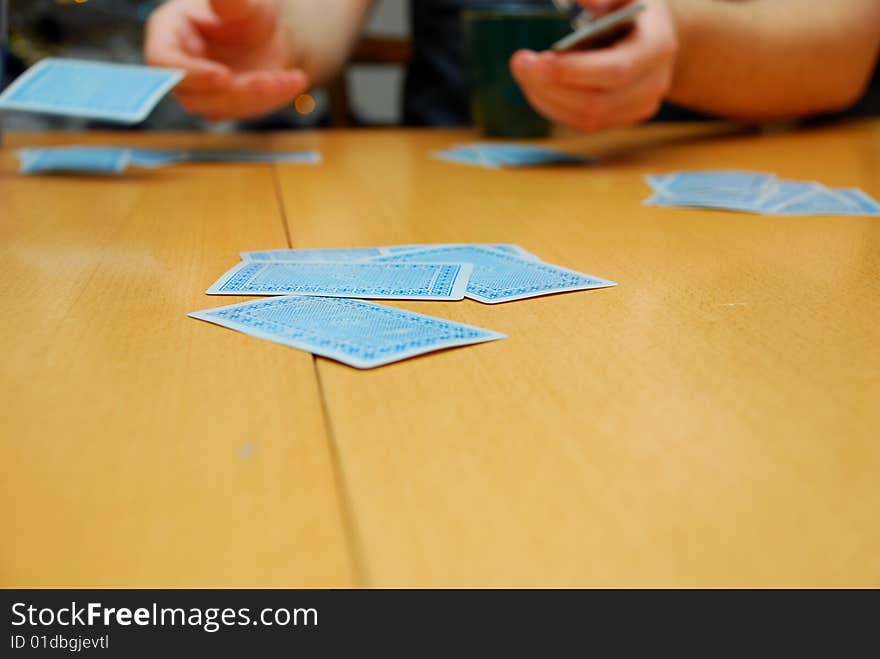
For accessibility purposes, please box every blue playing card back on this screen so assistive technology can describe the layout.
[189,295,506,369]
[0,58,183,124]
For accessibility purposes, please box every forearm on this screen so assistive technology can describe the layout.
[279,0,373,86]
[667,0,880,120]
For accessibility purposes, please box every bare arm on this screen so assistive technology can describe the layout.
[667,0,880,120]
[279,0,374,86]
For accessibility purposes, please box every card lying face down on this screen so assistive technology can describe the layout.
[241,247,388,262]
[644,170,880,216]
[374,245,616,303]
[14,146,321,174]
[434,143,593,169]
[383,243,542,260]
[189,296,506,369]
[0,58,184,123]
[240,244,541,262]
[16,146,133,175]
[206,261,473,301]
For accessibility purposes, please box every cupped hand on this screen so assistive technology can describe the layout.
[145,0,308,121]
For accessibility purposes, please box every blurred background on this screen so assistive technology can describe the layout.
[1,0,410,131]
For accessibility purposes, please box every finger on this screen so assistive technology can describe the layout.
[147,44,232,94]
[175,69,308,121]
[209,0,261,22]
[551,30,652,90]
[551,8,675,90]
[196,0,275,45]
[511,49,568,95]
[510,48,541,85]
[145,8,232,93]
[171,61,232,94]
[576,0,631,17]
[521,69,667,131]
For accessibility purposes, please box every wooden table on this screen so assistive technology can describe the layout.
[2,122,878,587]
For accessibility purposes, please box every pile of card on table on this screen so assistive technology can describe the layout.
[434,143,593,169]
[15,146,321,174]
[190,244,616,369]
[644,170,880,216]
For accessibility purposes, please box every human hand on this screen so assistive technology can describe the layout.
[145,0,308,120]
[510,0,678,131]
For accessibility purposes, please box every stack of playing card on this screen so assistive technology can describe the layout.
[434,143,593,169]
[644,171,880,216]
[191,243,616,369]
[15,146,321,175]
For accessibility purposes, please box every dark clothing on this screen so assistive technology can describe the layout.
[405,0,554,126]
[403,0,880,127]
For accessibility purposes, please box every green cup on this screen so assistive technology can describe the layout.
[463,5,571,138]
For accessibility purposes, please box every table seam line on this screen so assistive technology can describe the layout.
[271,164,294,248]
[270,163,368,586]
[313,357,371,587]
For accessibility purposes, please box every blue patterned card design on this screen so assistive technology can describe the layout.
[834,189,880,215]
[242,244,541,262]
[16,146,131,174]
[375,245,616,304]
[189,296,506,369]
[435,143,593,169]
[0,58,183,123]
[15,147,321,174]
[645,171,777,212]
[382,244,541,260]
[241,247,387,262]
[644,170,880,217]
[656,171,776,194]
[771,188,880,216]
[756,181,824,213]
[129,148,187,168]
[433,147,496,168]
[206,261,472,300]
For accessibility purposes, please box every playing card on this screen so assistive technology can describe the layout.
[15,146,322,173]
[241,247,386,262]
[374,245,615,304]
[832,188,880,216]
[551,2,644,52]
[0,58,183,123]
[129,148,187,168]
[658,171,777,194]
[756,181,825,214]
[438,143,593,168]
[206,260,473,301]
[770,187,879,216]
[16,146,131,174]
[645,189,767,213]
[433,147,497,168]
[383,244,542,261]
[189,295,506,369]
